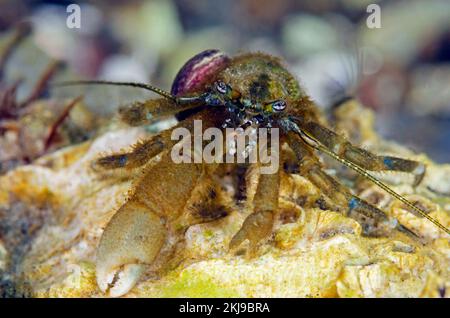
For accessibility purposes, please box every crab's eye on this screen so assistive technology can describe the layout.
[215,81,228,94]
[271,100,286,112]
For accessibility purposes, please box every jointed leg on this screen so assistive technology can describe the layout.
[96,200,166,297]
[299,121,425,186]
[96,152,206,297]
[287,133,395,235]
[92,135,164,170]
[92,133,167,171]
[94,98,200,170]
[229,166,280,256]
[93,109,221,172]
[119,98,195,126]
[92,117,198,171]
[171,163,232,228]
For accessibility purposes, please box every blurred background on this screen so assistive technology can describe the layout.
[0,0,449,162]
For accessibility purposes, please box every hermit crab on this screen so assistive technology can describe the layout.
[59,49,450,297]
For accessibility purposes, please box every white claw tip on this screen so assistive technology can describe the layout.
[97,264,144,297]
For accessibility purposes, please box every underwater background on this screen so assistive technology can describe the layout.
[1,0,449,162]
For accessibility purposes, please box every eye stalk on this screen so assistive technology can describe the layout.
[271,100,286,112]
[215,81,229,94]
[203,81,231,106]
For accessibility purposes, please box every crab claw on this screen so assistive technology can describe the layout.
[96,200,166,297]
[229,210,274,257]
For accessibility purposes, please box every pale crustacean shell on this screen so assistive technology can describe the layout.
[0,101,448,298]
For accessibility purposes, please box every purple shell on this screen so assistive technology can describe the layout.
[171,49,230,96]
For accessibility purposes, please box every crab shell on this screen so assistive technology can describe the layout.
[171,49,230,96]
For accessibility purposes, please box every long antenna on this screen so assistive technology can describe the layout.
[52,80,207,105]
[53,80,176,101]
[295,127,450,236]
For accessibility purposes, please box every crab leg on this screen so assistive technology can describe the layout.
[95,110,229,296]
[92,133,167,171]
[299,121,426,186]
[119,98,199,126]
[229,165,280,256]
[287,133,397,235]
[96,145,206,296]
[95,200,166,296]
[92,119,197,171]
